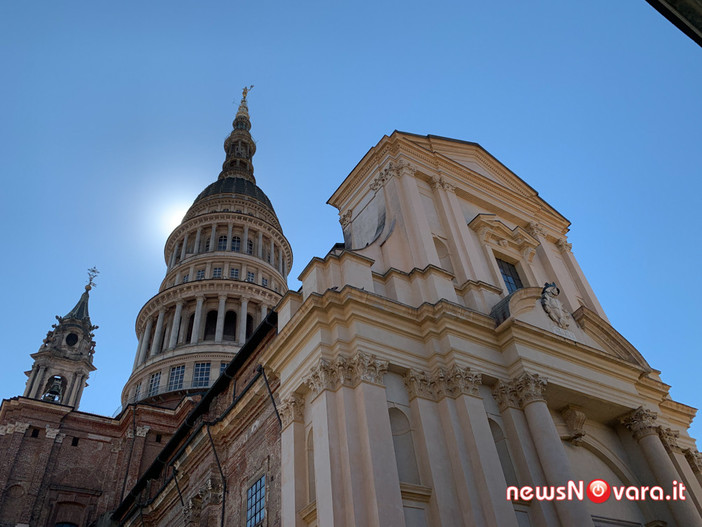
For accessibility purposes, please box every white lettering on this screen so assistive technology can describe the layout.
[625,487,640,501]
[520,487,534,501]
[613,486,625,501]
[567,480,583,501]
[506,486,519,501]
[650,487,663,500]
[535,486,555,500]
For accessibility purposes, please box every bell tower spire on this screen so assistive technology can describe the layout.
[23,269,99,408]
[219,85,257,183]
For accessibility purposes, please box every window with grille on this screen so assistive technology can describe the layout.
[496,258,524,294]
[147,372,161,397]
[247,271,255,282]
[230,268,240,279]
[213,267,222,279]
[262,277,268,287]
[196,269,205,280]
[182,274,189,284]
[217,235,227,251]
[168,365,185,391]
[247,239,254,255]
[193,362,211,388]
[246,475,266,527]
[231,236,241,252]
[220,362,228,375]
[134,382,141,401]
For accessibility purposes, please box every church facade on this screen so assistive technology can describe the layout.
[1,96,701,527]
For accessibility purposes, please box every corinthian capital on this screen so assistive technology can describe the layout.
[279,393,304,429]
[347,352,388,386]
[432,366,481,399]
[404,369,435,401]
[512,373,547,408]
[304,358,339,397]
[657,427,682,453]
[684,449,702,475]
[492,381,519,411]
[620,407,658,440]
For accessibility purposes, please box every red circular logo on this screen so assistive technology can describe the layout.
[587,479,611,503]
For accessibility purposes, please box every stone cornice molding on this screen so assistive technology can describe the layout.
[404,369,434,401]
[45,425,61,439]
[339,210,352,228]
[658,427,682,453]
[278,393,304,429]
[468,214,539,262]
[620,407,659,441]
[369,160,411,192]
[328,133,568,234]
[572,306,652,372]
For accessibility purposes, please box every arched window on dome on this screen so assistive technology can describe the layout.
[231,236,241,252]
[204,310,217,341]
[217,235,227,251]
[204,238,210,252]
[247,239,254,255]
[223,311,237,341]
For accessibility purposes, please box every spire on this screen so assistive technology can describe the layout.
[219,85,257,183]
[63,267,98,321]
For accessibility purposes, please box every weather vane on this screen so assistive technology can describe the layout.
[87,267,99,289]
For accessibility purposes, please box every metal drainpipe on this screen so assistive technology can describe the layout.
[206,423,227,527]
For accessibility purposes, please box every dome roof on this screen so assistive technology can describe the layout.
[193,176,274,211]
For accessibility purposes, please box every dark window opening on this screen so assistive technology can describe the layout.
[30,428,40,438]
[156,434,162,443]
[496,258,524,294]
[223,311,237,341]
[71,437,79,447]
[204,310,218,341]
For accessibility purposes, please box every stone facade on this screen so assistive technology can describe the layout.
[2,120,702,527]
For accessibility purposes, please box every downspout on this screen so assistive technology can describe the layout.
[120,405,138,500]
[205,423,227,527]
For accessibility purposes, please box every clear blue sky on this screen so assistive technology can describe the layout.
[1,2,700,436]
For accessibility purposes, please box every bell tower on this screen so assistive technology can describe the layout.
[23,269,99,408]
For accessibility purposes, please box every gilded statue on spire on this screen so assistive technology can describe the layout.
[242,85,254,102]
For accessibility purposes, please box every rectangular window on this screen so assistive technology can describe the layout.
[213,267,222,279]
[192,362,211,388]
[246,475,266,527]
[262,277,268,287]
[147,372,161,397]
[230,268,240,279]
[134,382,141,401]
[182,274,189,284]
[496,258,524,294]
[168,365,185,391]
[247,239,254,255]
[196,269,205,280]
[247,271,255,282]
[220,362,228,375]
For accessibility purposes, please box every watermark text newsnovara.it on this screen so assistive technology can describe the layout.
[507,480,687,503]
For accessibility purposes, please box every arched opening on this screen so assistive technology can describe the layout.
[186,313,195,342]
[489,418,518,487]
[433,238,455,276]
[389,408,420,484]
[246,314,254,339]
[203,310,217,341]
[231,236,241,252]
[217,235,227,251]
[307,429,316,503]
[223,311,237,341]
